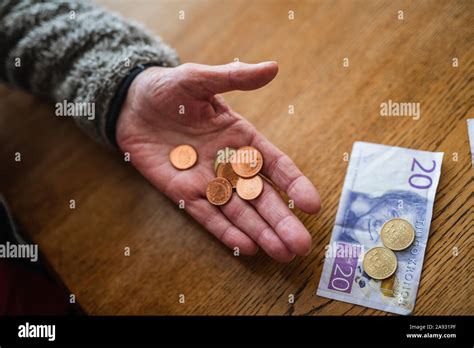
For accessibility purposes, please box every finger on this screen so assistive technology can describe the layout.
[251,133,321,214]
[249,181,312,256]
[180,61,278,97]
[220,194,295,262]
[210,94,230,115]
[187,198,258,255]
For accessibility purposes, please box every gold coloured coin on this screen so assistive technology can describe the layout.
[206,177,233,206]
[231,146,263,178]
[380,274,398,297]
[236,175,263,200]
[169,144,197,170]
[216,162,240,188]
[380,218,415,251]
[362,247,397,280]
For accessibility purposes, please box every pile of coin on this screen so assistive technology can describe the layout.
[363,218,416,283]
[207,146,264,205]
[168,144,265,206]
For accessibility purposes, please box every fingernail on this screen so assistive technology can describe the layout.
[259,61,277,66]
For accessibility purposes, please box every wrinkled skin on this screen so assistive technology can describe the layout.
[116,61,321,262]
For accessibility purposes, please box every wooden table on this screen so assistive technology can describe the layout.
[0,0,472,315]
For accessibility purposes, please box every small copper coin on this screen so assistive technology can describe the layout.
[206,177,233,205]
[169,144,197,170]
[214,147,236,173]
[231,146,263,178]
[236,175,263,200]
[216,162,240,188]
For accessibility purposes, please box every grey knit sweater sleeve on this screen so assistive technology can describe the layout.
[0,0,179,146]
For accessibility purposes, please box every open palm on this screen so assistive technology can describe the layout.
[116,62,321,262]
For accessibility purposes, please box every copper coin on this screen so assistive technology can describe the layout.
[231,146,263,178]
[214,147,236,173]
[236,175,263,200]
[169,144,197,170]
[216,162,239,188]
[206,177,233,205]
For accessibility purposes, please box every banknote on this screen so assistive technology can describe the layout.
[317,142,443,315]
[468,119,474,167]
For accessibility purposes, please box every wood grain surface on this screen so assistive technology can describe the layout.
[0,0,472,315]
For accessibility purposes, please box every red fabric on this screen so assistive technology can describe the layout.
[0,259,71,315]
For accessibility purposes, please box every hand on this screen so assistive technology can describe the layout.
[116,62,321,262]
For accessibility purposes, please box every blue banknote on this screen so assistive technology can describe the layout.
[317,142,443,315]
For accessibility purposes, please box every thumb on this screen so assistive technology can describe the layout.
[182,61,279,97]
